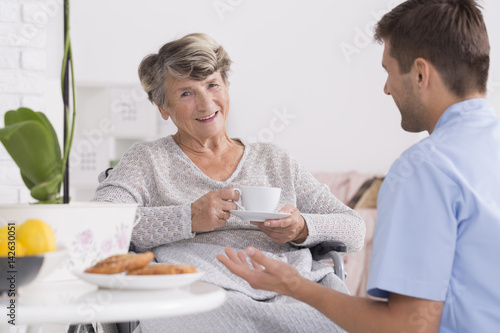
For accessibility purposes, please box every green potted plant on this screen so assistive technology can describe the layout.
[0,106,72,203]
[0,1,138,280]
[0,2,75,204]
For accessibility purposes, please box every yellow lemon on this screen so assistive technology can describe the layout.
[0,239,27,257]
[0,225,9,239]
[17,219,56,255]
[0,225,27,257]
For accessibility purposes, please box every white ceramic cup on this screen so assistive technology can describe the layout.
[233,186,281,212]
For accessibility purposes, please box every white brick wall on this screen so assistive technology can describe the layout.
[0,95,19,111]
[0,0,56,204]
[0,1,19,23]
[21,49,46,70]
[0,48,18,69]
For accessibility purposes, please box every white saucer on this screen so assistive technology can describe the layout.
[229,210,291,222]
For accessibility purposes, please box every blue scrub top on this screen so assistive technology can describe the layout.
[367,99,500,332]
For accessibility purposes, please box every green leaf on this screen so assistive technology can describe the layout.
[4,108,41,126]
[30,174,63,202]
[37,112,62,161]
[20,171,36,190]
[0,120,63,195]
[4,108,62,162]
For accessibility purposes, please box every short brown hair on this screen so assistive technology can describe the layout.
[138,33,232,108]
[374,0,490,97]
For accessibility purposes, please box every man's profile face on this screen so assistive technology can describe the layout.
[382,41,427,133]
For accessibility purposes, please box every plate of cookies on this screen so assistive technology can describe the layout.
[72,251,204,290]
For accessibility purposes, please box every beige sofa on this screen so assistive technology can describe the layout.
[313,171,382,297]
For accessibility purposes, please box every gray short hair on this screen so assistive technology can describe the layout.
[138,33,232,108]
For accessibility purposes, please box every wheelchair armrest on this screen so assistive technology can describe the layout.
[98,167,114,183]
[309,241,347,282]
[310,241,347,260]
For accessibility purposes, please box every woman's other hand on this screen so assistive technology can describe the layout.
[251,204,309,243]
[191,189,239,232]
[216,247,304,297]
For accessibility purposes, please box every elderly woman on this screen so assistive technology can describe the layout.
[93,33,365,333]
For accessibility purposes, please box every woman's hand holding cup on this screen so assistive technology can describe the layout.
[191,189,239,232]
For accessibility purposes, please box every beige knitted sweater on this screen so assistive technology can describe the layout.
[93,135,365,254]
[93,135,366,332]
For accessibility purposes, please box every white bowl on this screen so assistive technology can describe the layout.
[0,202,138,282]
[0,249,68,292]
[32,248,69,283]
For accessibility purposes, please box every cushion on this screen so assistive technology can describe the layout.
[347,177,384,209]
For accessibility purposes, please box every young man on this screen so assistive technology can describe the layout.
[217,0,500,332]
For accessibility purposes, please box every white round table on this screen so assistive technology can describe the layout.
[1,279,226,331]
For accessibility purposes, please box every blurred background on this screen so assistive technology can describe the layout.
[1,0,499,202]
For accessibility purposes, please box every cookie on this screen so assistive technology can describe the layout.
[127,263,197,275]
[84,252,155,274]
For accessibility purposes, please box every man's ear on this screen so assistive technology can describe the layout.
[157,104,170,121]
[414,58,430,89]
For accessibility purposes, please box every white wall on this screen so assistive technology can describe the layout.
[1,0,499,203]
[0,0,63,203]
[69,0,500,175]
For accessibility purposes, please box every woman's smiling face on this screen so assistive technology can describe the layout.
[159,71,230,142]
